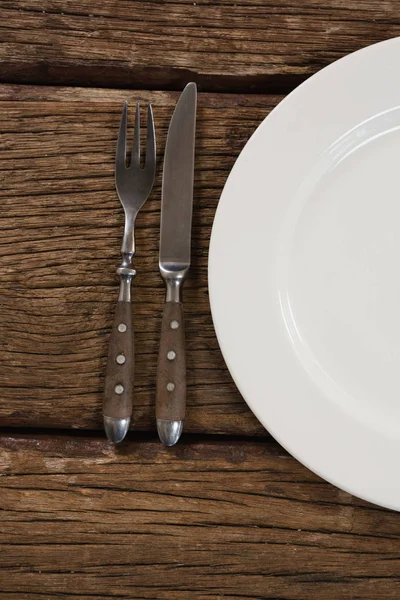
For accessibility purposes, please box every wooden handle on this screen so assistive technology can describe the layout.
[103,301,134,419]
[156,302,186,421]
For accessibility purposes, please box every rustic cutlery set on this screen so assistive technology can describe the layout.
[103,83,197,446]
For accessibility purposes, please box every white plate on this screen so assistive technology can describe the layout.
[209,38,400,510]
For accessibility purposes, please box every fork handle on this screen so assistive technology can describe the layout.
[103,299,134,420]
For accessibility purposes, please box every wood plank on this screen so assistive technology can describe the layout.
[0,433,399,599]
[0,84,276,434]
[0,1,400,92]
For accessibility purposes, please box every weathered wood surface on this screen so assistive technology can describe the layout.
[0,433,399,599]
[0,1,400,92]
[0,84,277,434]
[2,2,399,595]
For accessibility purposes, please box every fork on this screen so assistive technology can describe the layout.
[103,102,156,443]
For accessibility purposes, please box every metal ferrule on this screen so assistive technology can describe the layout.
[157,419,183,446]
[104,416,131,444]
[117,252,136,302]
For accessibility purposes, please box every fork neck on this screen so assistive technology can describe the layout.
[121,216,137,256]
[117,252,136,302]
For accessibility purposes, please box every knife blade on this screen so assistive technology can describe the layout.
[156,82,197,446]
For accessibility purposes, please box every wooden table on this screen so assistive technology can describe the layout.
[1,3,400,598]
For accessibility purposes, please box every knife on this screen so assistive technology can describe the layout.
[156,82,197,446]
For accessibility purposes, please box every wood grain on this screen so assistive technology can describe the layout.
[0,432,399,599]
[0,84,276,434]
[0,1,400,92]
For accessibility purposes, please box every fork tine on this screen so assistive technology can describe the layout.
[116,102,128,171]
[146,104,156,170]
[132,102,140,166]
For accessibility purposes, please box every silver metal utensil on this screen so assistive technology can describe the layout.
[103,102,156,443]
[156,82,197,446]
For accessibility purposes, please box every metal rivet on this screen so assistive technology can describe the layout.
[115,384,124,395]
[167,350,176,361]
[170,320,179,330]
[167,382,175,392]
[116,354,126,365]
[118,323,127,333]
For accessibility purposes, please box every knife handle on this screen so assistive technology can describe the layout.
[103,299,134,420]
[156,301,186,422]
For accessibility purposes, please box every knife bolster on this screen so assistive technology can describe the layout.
[161,266,188,303]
